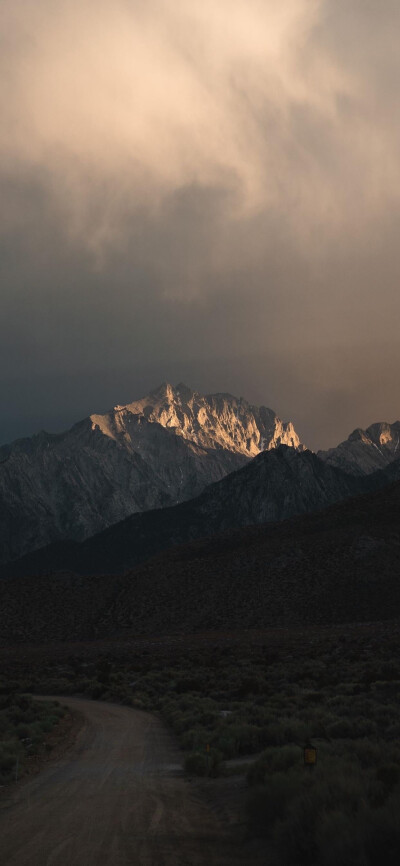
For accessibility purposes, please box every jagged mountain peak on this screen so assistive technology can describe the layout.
[319,419,400,475]
[347,427,370,443]
[175,381,196,397]
[365,421,400,446]
[0,382,304,564]
[149,381,180,400]
[105,382,305,458]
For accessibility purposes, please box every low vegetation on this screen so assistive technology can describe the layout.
[246,740,400,865]
[0,692,65,785]
[2,622,400,861]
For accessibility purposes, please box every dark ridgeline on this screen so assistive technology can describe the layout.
[1,378,399,572]
[2,458,400,645]
[4,444,400,579]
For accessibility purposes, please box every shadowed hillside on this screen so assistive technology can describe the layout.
[5,445,399,579]
[2,472,400,645]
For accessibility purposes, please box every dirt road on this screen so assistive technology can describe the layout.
[0,698,249,866]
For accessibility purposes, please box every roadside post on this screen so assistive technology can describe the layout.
[304,742,317,771]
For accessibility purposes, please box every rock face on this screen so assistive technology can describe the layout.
[0,382,304,563]
[7,445,395,579]
[108,381,303,457]
[318,422,400,475]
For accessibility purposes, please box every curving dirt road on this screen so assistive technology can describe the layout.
[0,698,246,866]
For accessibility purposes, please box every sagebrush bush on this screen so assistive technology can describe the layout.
[6,628,400,861]
[0,697,65,785]
[184,748,223,777]
[247,773,301,837]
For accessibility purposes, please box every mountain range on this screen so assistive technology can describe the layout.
[6,445,400,579]
[1,380,400,570]
[0,382,303,563]
[318,421,400,474]
[2,468,400,644]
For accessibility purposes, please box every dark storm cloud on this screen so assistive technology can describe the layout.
[1,1,400,450]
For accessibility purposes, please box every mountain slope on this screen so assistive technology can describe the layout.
[318,421,400,475]
[5,445,397,579]
[2,471,400,644]
[0,383,303,563]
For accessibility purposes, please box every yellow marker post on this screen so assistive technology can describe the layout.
[304,743,317,769]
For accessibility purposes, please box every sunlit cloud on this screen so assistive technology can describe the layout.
[1,1,400,448]
[2,0,399,242]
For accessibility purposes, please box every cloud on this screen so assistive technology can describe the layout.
[1,1,400,449]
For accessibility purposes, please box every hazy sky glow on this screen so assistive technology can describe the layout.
[1,0,400,449]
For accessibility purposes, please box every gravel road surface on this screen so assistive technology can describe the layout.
[0,698,245,866]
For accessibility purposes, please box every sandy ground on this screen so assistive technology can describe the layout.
[0,697,250,866]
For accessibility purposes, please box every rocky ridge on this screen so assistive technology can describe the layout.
[105,381,303,457]
[0,383,303,563]
[318,421,400,475]
[6,445,398,579]
[2,468,400,644]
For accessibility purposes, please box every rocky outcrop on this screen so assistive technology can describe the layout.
[318,422,400,475]
[111,382,303,455]
[0,383,304,563]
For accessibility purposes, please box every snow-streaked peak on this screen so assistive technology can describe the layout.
[93,382,305,457]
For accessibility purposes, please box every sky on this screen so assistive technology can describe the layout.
[1,0,400,451]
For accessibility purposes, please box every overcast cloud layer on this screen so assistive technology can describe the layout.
[1,0,400,449]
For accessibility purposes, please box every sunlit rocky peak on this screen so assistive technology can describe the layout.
[100,382,305,458]
[0,382,304,564]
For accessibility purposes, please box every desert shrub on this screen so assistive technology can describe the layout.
[16,723,31,739]
[255,722,286,748]
[208,748,224,777]
[326,716,377,739]
[282,718,311,743]
[210,734,237,759]
[174,675,205,693]
[311,796,400,866]
[314,809,366,866]
[0,747,17,773]
[234,675,265,697]
[223,722,262,755]
[87,681,105,700]
[246,773,301,837]
[35,677,73,694]
[385,722,400,740]
[271,771,366,866]
[7,705,34,726]
[184,746,224,777]
[375,763,400,791]
[247,759,268,786]
[39,719,53,733]
[304,691,325,704]
[273,792,320,865]
[248,745,301,786]
[0,696,66,786]
[181,727,208,751]
[364,795,400,866]
[248,746,400,865]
